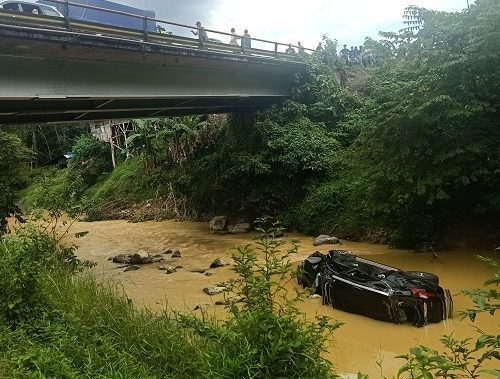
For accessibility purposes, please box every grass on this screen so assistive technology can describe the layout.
[0,271,212,378]
[83,157,155,206]
[0,224,339,378]
[21,158,177,219]
[20,167,71,211]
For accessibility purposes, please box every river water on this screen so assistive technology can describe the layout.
[66,219,496,378]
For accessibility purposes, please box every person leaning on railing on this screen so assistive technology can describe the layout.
[191,21,208,48]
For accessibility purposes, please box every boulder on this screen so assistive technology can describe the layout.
[209,216,228,232]
[112,254,131,264]
[226,222,251,234]
[203,286,226,295]
[215,300,227,306]
[163,249,172,255]
[172,249,182,258]
[165,266,177,274]
[313,234,340,246]
[210,258,229,268]
[130,250,151,264]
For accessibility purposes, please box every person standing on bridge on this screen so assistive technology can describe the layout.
[242,29,251,53]
[191,21,208,49]
[229,28,239,46]
[298,41,305,55]
[285,43,296,54]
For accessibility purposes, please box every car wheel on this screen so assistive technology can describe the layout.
[404,271,439,285]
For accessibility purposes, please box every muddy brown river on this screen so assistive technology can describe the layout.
[66,219,497,378]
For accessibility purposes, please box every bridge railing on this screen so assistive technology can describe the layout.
[0,0,316,60]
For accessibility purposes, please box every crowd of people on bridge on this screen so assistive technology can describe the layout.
[189,21,376,66]
[191,22,252,51]
[339,44,375,66]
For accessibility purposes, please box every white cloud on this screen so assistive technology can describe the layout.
[115,0,468,51]
[209,0,468,51]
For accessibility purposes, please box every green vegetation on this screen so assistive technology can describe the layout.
[0,221,339,378]
[17,1,500,248]
[0,132,30,233]
[2,1,499,377]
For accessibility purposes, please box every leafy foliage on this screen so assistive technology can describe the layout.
[1,123,88,166]
[67,134,112,190]
[180,219,341,378]
[0,224,88,326]
[321,0,500,247]
[127,116,222,169]
[0,132,30,233]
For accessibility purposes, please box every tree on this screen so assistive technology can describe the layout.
[0,132,30,233]
[339,0,500,246]
[68,134,112,190]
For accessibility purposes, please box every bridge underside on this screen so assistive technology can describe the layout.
[0,24,303,124]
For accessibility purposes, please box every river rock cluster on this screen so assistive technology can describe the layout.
[209,216,251,234]
[110,250,165,264]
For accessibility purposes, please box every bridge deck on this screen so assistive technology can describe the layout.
[0,12,306,124]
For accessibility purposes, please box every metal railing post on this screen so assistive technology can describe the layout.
[274,42,278,57]
[63,0,70,29]
[142,16,148,41]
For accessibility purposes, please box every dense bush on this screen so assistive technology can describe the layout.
[355,0,500,246]
[0,132,30,233]
[0,225,85,326]
[68,134,112,190]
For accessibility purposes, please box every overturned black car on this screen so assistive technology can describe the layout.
[298,250,453,327]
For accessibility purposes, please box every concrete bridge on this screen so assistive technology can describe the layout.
[0,8,307,124]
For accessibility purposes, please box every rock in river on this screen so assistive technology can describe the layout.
[226,222,251,234]
[203,286,226,295]
[209,216,228,232]
[210,258,229,268]
[313,234,340,246]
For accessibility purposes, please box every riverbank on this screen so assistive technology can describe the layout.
[65,218,496,377]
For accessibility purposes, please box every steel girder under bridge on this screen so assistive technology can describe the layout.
[0,22,305,124]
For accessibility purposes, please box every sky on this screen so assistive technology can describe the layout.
[117,0,469,50]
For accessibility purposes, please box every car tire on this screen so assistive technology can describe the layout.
[404,271,439,285]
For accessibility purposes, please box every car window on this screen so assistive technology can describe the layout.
[2,2,21,11]
[20,3,42,14]
[39,4,60,16]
